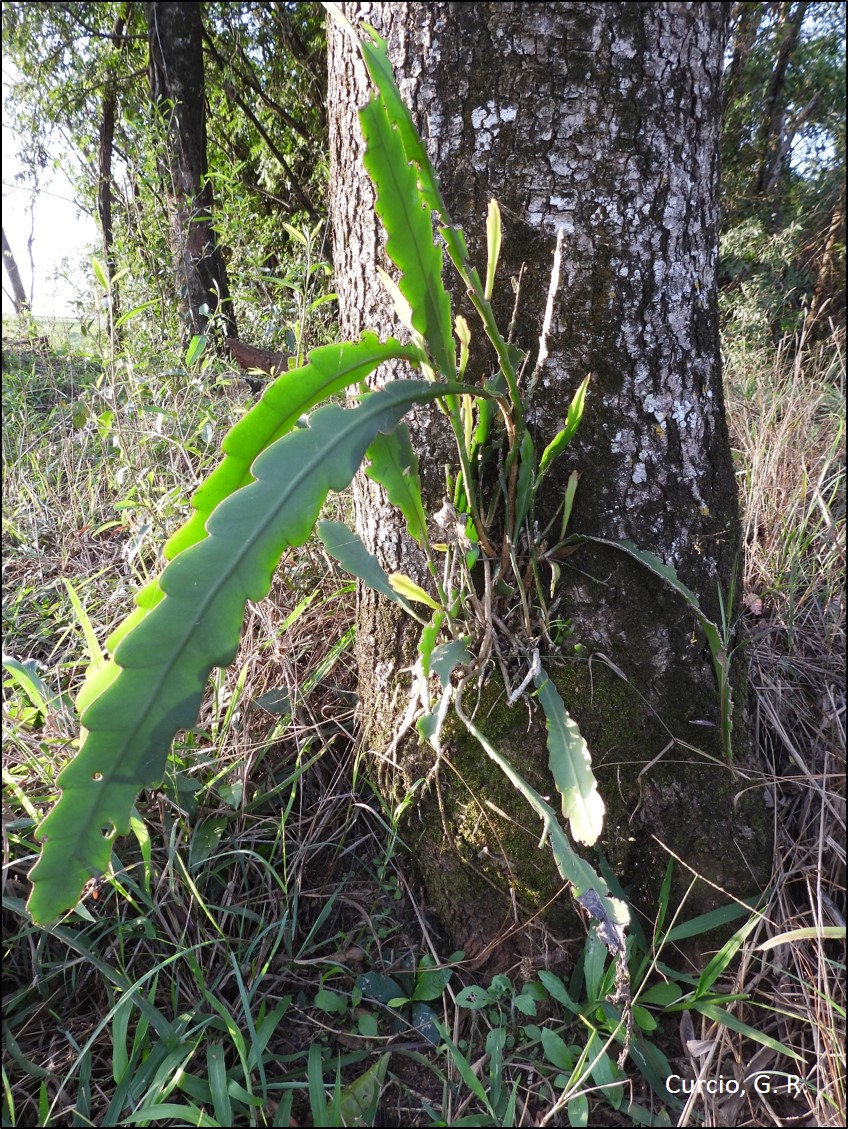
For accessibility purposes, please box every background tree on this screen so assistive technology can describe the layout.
[2,226,30,314]
[2,1,329,346]
[200,2,330,346]
[329,2,770,959]
[144,1,236,340]
[722,2,845,339]
[95,4,131,321]
[1,3,149,303]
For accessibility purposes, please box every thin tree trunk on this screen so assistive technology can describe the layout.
[145,1,236,341]
[753,2,809,205]
[2,225,30,313]
[97,10,126,327]
[723,1,764,112]
[329,3,769,962]
[809,199,846,325]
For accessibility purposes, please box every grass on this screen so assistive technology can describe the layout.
[720,318,846,1128]
[2,312,845,1126]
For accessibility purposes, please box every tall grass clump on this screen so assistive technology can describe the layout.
[722,315,846,1127]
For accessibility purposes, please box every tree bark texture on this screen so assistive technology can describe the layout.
[329,3,769,963]
[145,2,236,340]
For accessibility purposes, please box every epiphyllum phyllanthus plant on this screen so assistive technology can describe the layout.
[30,14,731,965]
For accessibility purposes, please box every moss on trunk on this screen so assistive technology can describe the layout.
[401,636,769,966]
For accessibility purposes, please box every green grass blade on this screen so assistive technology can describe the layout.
[758,925,846,948]
[112,298,159,330]
[246,1000,291,1073]
[359,95,453,377]
[111,995,132,1085]
[120,1103,221,1126]
[664,896,761,944]
[308,1043,331,1128]
[534,669,605,846]
[655,858,675,940]
[692,1002,805,1062]
[62,578,104,664]
[28,380,451,924]
[433,1021,494,1113]
[206,1042,232,1127]
[695,910,762,998]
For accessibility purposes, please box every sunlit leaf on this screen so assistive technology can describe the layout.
[388,573,443,612]
[485,198,502,301]
[538,374,591,477]
[185,334,206,367]
[360,92,453,376]
[534,671,605,846]
[29,381,454,923]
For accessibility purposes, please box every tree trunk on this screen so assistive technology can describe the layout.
[2,225,30,314]
[328,3,769,964]
[753,2,809,209]
[723,1,763,110]
[98,11,128,327]
[145,1,236,341]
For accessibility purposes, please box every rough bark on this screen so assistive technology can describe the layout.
[145,1,236,340]
[328,3,769,964]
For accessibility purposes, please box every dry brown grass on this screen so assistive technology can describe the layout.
[695,318,847,1127]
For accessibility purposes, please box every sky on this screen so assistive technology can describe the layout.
[2,62,99,319]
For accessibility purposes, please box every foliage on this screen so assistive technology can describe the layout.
[25,29,744,1040]
[4,316,843,1123]
[202,3,332,344]
[3,5,845,1121]
[26,346,439,921]
[721,2,846,341]
[1,2,330,344]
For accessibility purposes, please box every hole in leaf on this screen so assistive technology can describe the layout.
[100,822,116,840]
[93,772,103,781]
